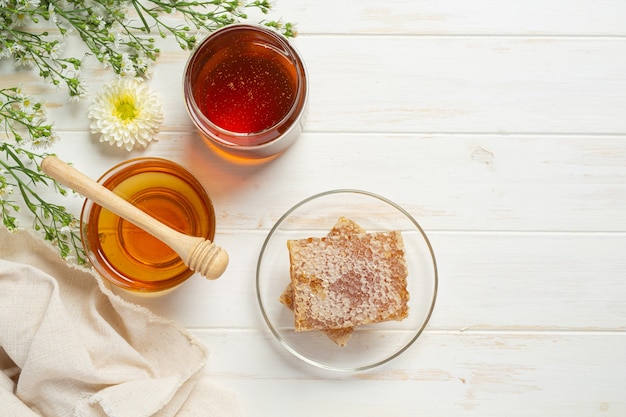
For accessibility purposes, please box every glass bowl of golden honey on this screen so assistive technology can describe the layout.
[80,158,215,294]
[183,24,308,160]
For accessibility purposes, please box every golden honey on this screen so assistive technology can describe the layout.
[81,158,215,293]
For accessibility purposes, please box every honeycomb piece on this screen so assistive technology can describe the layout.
[280,283,353,347]
[287,219,409,332]
[327,216,366,237]
[280,217,365,346]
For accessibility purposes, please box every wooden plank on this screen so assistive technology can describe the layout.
[119,231,626,331]
[294,36,626,134]
[190,329,626,416]
[272,0,626,36]
[6,36,621,135]
[50,132,626,233]
[9,1,623,36]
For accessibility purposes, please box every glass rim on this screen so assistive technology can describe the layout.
[80,157,216,293]
[255,189,439,372]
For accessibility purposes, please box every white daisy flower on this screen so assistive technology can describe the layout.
[95,15,105,31]
[118,53,137,78]
[12,12,29,27]
[88,78,163,151]
[49,41,64,59]
[0,184,14,197]
[19,95,35,113]
[47,2,57,24]
[15,54,34,67]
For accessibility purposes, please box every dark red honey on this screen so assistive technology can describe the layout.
[193,40,297,134]
[184,24,308,157]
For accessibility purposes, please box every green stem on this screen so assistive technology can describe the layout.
[0,143,86,264]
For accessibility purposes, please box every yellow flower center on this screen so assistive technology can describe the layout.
[114,94,138,121]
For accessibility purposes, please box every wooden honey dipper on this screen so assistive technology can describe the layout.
[41,156,228,280]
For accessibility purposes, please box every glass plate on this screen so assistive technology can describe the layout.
[256,189,438,371]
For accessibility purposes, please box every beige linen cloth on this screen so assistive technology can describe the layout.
[0,228,240,417]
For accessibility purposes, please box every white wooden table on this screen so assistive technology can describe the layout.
[4,1,626,415]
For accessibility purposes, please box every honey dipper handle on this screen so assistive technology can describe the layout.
[41,156,228,279]
[41,156,178,241]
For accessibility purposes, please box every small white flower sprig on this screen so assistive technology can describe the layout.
[0,0,296,262]
[0,87,86,263]
[0,0,295,99]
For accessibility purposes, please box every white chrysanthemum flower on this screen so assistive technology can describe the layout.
[88,78,163,151]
